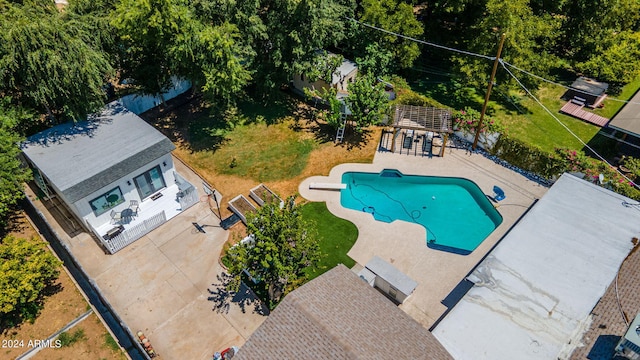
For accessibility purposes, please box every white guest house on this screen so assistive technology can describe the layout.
[21,101,198,253]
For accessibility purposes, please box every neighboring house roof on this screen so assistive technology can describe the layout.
[235,264,453,360]
[569,234,640,359]
[21,101,175,203]
[608,90,640,137]
[433,173,640,360]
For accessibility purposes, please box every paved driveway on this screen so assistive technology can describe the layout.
[28,164,267,359]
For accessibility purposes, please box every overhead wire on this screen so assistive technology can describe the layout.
[501,61,640,105]
[345,16,495,61]
[347,16,640,105]
[348,16,640,187]
[500,60,638,188]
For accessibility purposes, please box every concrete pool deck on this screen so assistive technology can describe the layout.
[299,147,549,327]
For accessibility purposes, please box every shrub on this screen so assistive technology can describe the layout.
[492,136,564,178]
[453,107,504,134]
[0,236,61,327]
[492,139,640,200]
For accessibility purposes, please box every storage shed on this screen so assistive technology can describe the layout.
[562,76,609,108]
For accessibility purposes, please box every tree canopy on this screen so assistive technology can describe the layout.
[346,75,388,131]
[225,197,320,308]
[0,1,113,121]
[0,235,61,327]
[0,102,33,225]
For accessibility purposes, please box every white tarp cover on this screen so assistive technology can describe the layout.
[433,173,640,360]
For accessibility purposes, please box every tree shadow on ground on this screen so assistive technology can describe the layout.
[207,272,269,316]
[141,91,302,154]
[298,104,374,150]
[0,210,29,239]
[237,91,299,126]
[341,126,373,150]
[0,281,63,335]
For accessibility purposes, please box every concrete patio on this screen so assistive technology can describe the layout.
[299,146,549,327]
[27,157,267,360]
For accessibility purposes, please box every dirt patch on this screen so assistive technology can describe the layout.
[0,213,126,360]
[34,313,126,360]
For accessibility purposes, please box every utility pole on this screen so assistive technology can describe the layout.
[473,33,506,150]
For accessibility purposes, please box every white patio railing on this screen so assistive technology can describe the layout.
[175,172,199,210]
[103,210,167,254]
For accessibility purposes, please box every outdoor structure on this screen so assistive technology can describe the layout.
[21,101,198,253]
[559,100,610,127]
[358,256,418,304]
[228,195,257,224]
[234,264,453,359]
[607,90,640,146]
[291,53,357,96]
[249,184,284,208]
[432,173,640,360]
[558,77,610,127]
[615,313,640,359]
[562,76,609,108]
[387,105,453,157]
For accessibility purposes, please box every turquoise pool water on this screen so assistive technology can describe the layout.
[340,169,502,254]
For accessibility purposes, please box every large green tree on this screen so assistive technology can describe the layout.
[352,0,424,71]
[112,0,192,94]
[0,1,113,121]
[0,103,33,224]
[451,0,559,93]
[113,0,252,102]
[225,197,319,308]
[0,236,61,327]
[345,75,388,131]
[233,0,350,93]
[576,31,640,86]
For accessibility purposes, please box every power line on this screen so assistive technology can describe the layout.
[349,16,640,187]
[502,61,640,105]
[500,60,637,187]
[345,17,494,61]
[347,16,640,105]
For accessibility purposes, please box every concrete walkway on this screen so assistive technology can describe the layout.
[28,157,267,360]
[299,147,549,327]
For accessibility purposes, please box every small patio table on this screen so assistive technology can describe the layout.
[121,208,134,223]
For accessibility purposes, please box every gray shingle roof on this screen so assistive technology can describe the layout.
[235,264,452,360]
[21,101,175,203]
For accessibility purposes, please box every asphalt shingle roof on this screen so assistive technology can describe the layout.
[235,264,452,360]
[21,101,175,203]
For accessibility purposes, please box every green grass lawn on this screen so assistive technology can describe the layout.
[181,91,319,182]
[300,202,358,280]
[406,68,640,156]
[498,86,602,153]
[211,122,316,182]
[599,77,640,118]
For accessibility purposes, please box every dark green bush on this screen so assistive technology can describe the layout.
[491,135,565,178]
[491,135,640,201]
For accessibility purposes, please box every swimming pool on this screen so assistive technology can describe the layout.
[340,169,502,254]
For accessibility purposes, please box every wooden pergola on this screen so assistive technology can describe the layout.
[390,105,453,156]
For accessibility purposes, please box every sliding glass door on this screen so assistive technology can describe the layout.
[134,165,166,199]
